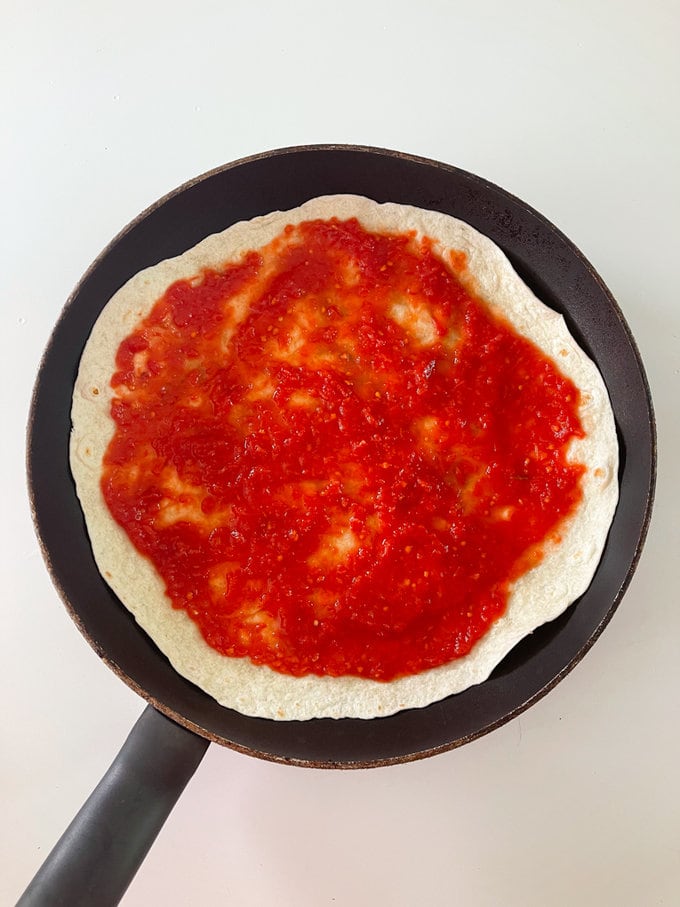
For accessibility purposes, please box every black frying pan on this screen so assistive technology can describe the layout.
[22,145,655,905]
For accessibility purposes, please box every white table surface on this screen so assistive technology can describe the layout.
[3,2,678,904]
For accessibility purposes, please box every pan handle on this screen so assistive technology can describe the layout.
[17,705,210,906]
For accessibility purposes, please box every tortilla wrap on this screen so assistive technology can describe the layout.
[70,195,619,719]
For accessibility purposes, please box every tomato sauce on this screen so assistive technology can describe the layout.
[102,218,584,681]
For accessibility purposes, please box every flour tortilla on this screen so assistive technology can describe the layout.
[70,195,619,720]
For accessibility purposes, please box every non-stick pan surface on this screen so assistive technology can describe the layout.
[28,144,655,769]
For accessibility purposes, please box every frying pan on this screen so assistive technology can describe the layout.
[22,145,655,905]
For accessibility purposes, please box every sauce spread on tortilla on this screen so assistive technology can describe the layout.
[102,218,585,681]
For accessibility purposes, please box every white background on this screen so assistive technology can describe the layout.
[3,2,679,904]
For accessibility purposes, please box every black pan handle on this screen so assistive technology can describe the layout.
[17,705,209,906]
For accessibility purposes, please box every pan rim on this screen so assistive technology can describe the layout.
[26,143,656,768]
